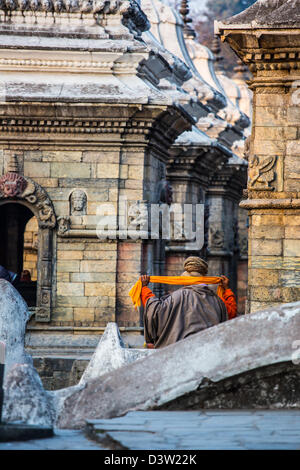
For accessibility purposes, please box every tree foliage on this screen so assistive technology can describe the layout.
[194,0,256,75]
[205,0,256,19]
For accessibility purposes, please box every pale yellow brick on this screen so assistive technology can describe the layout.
[51,162,91,178]
[43,151,82,162]
[57,251,83,260]
[24,161,50,178]
[284,215,300,226]
[250,225,284,239]
[57,282,84,296]
[251,239,282,256]
[285,226,300,238]
[128,165,144,180]
[80,260,115,272]
[85,282,116,297]
[57,260,80,272]
[83,250,117,260]
[97,164,119,178]
[74,308,95,322]
[57,296,88,307]
[33,178,59,188]
[284,239,300,257]
[252,214,284,226]
[248,268,279,286]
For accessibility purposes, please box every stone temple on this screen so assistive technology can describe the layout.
[1,0,298,391]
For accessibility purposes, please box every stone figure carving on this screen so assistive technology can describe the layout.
[243,135,251,161]
[239,235,248,258]
[128,201,148,231]
[248,155,277,191]
[0,172,27,198]
[209,227,224,249]
[70,189,87,215]
[57,216,71,235]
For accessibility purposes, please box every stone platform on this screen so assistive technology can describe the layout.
[85,410,300,450]
[1,410,300,450]
[0,423,53,442]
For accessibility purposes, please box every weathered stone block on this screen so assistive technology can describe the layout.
[51,307,74,321]
[284,239,300,257]
[80,260,116,273]
[57,261,80,273]
[24,162,51,178]
[85,283,116,297]
[248,268,279,287]
[57,251,83,260]
[250,225,284,240]
[71,272,115,283]
[56,296,88,308]
[51,163,91,179]
[251,239,282,256]
[74,308,95,322]
[57,283,84,297]
[43,151,82,162]
[97,164,119,178]
[252,214,284,226]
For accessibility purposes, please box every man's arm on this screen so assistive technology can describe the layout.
[220,276,237,320]
[140,275,156,347]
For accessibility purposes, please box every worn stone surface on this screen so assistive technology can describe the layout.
[56,302,300,429]
[222,0,300,27]
[0,280,33,375]
[2,364,55,428]
[158,361,300,410]
[0,423,53,443]
[0,281,55,426]
[79,323,153,385]
[86,410,300,450]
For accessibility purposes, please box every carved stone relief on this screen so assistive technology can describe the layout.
[69,189,87,216]
[208,227,225,250]
[248,155,277,191]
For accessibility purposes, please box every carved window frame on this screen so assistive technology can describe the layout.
[0,174,56,322]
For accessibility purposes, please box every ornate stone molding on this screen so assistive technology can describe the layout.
[0,172,56,229]
[240,198,300,210]
[0,0,150,36]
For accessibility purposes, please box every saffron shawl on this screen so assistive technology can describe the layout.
[129,276,225,309]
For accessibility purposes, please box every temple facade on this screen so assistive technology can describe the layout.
[0,0,251,373]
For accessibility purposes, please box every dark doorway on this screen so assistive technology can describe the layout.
[0,203,37,306]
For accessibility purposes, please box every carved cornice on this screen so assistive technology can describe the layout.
[216,24,300,80]
[0,117,152,135]
[0,0,150,36]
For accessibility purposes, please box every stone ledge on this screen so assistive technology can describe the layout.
[0,423,53,443]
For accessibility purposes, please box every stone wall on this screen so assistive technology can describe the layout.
[216,3,300,312]
[33,357,89,391]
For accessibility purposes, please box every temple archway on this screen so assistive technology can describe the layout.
[0,203,38,306]
[0,171,57,321]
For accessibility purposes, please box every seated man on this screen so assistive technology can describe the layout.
[141,256,237,349]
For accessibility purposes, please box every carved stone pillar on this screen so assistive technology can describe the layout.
[216,1,300,312]
[165,135,228,284]
[206,160,247,296]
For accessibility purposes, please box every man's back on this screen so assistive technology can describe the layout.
[144,285,228,349]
